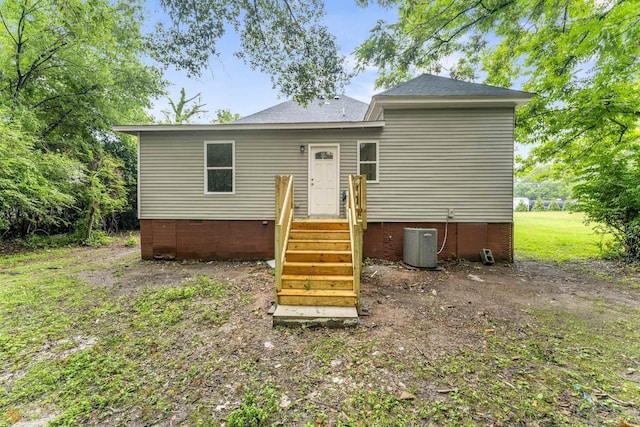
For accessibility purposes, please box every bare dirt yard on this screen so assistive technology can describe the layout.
[1,240,639,426]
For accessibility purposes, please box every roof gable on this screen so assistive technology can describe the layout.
[364,74,534,120]
[377,73,532,97]
[232,95,368,124]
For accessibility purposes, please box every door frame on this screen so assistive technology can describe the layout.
[307,143,340,217]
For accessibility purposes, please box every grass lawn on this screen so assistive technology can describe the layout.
[514,211,612,261]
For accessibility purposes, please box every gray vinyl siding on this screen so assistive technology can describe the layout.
[139,129,374,220]
[369,108,514,222]
[138,107,514,223]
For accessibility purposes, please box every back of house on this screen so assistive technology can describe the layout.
[115,74,533,262]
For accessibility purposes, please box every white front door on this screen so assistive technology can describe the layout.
[308,144,340,216]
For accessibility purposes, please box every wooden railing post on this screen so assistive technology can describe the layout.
[274,175,294,305]
[360,176,367,230]
[275,175,286,222]
[348,175,367,314]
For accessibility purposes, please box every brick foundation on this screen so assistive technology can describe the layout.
[362,222,513,262]
[140,219,513,262]
[140,219,275,260]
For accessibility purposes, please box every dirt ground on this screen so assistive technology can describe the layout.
[79,247,640,348]
[6,241,640,426]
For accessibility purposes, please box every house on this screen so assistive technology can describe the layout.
[114,74,533,264]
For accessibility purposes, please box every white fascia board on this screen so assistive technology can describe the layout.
[364,95,535,121]
[113,121,385,134]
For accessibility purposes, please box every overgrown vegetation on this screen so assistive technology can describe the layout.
[0,0,163,242]
[573,150,640,262]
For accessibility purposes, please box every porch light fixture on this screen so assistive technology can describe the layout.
[299,145,306,153]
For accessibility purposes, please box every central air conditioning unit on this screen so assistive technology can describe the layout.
[403,228,438,268]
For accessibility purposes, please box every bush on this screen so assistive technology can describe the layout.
[548,199,561,211]
[515,200,529,212]
[83,230,112,247]
[573,150,640,262]
[532,199,546,211]
[124,234,138,247]
[17,233,76,249]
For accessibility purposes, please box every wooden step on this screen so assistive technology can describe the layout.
[287,239,351,251]
[285,249,352,263]
[292,220,349,231]
[289,230,350,241]
[281,274,354,290]
[276,289,357,307]
[282,262,353,276]
[272,305,358,328]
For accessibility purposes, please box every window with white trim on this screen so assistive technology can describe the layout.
[205,141,234,193]
[358,140,378,183]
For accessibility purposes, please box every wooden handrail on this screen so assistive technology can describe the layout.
[348,175,366,313]
[275,175,294,296]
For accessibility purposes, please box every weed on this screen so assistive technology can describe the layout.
[227,383,279,427]
[124,234,138,247]
[339,389,416,426]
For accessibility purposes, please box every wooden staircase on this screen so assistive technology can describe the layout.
[272,175,366,327]
[278,219,357,308]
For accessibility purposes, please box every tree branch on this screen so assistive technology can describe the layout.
[282,0,300,26]
[43,109,74,137]
[424,0,517,50]
[31,85,100,110]
[0,9,18,46]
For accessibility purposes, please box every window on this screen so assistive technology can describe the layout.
[315,151,334,160]
[358,141,378,183]
[205,141,234,194]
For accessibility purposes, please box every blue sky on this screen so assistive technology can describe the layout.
[145,1,397,123]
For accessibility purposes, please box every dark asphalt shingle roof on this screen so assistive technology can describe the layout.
[232,95,368,124]
[377,73,532,97]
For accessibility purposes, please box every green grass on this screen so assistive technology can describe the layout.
[0,244,244,426]
[514,211,612,261]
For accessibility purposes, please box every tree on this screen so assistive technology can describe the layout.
[532,199,546,212]
[0,0,164,240]
[0,110,79,238]
[151,0,352,104]
[162,88,208,124]
[514,166,573,200]
[573,149,640,261]
[515,200,529,212]
[355,0,640,259]
[212,109,241,124]
[548,200,561,211]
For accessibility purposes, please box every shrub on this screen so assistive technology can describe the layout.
[547,199,561,211]
[515,200,529,212]
[124,234,138,247]
[574,151,640,262]
[532,199,546,211]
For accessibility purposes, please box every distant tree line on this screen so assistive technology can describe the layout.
[515,199,565,212]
